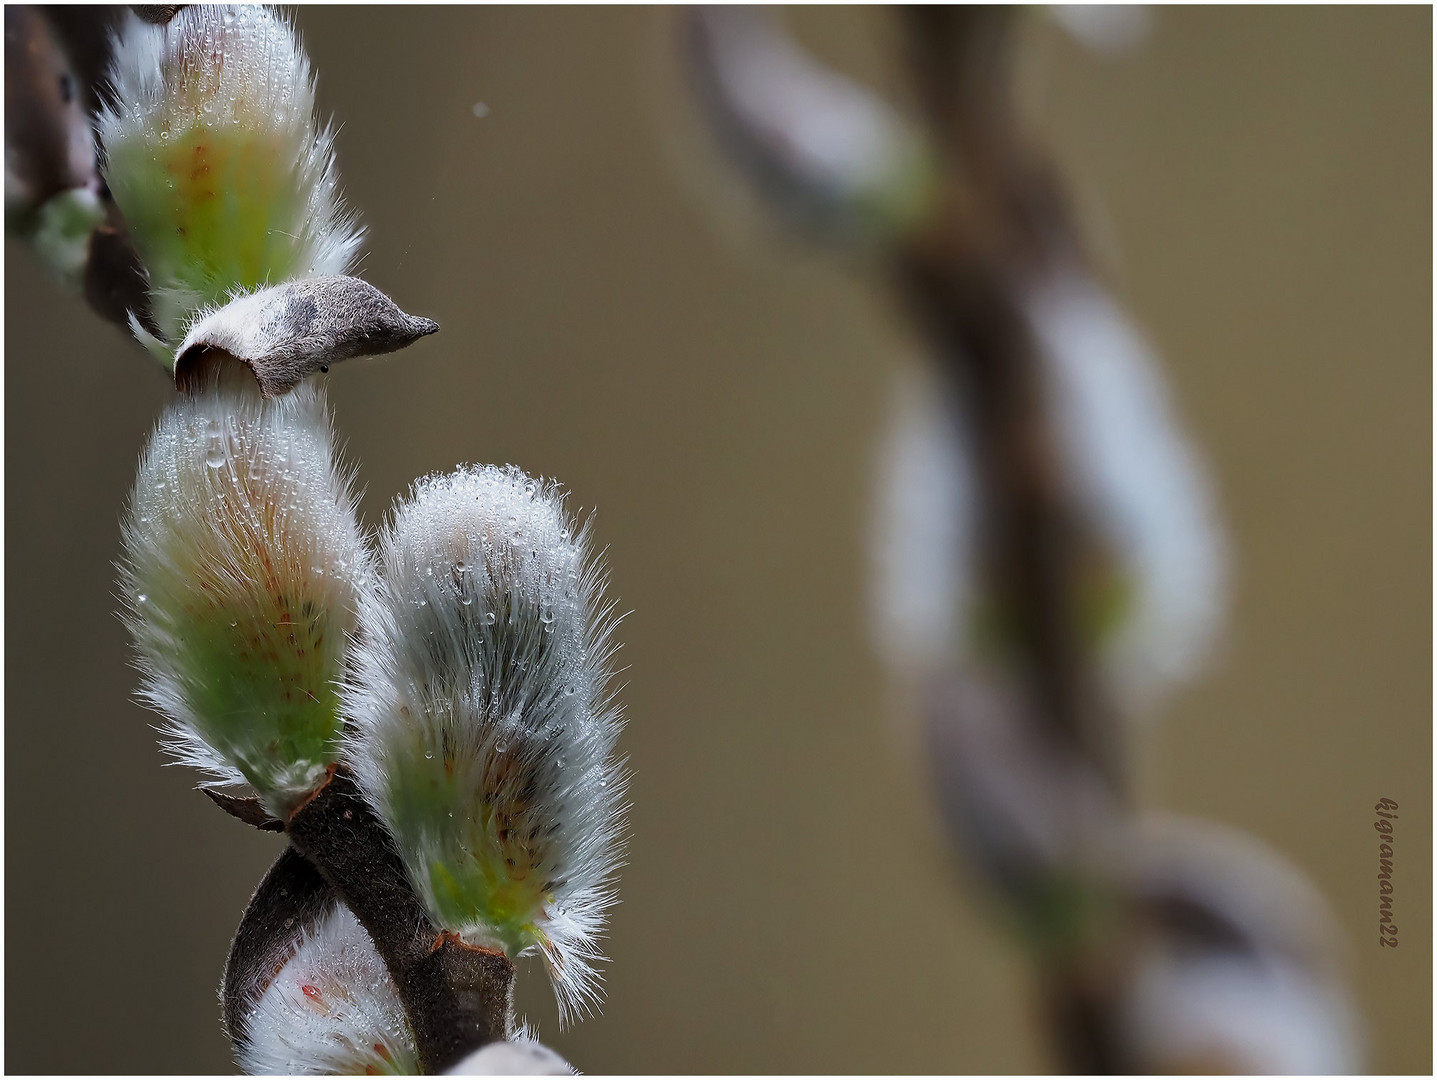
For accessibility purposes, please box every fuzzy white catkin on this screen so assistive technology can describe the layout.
[1118,815,1363,1074]
[237,902,419,1076]
[1030,271,1226,705]
[120,374,369,815]
[869,362,974,679]
[344,465,627,1026]
[870,270,1226,712]
[692,7,932,241]
[1123,950,1359,1074]
[98,5,361,345]
[445,1038,574,1075]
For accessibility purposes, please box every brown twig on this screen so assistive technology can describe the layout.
[7,5,157,334]
[896,7,1117,782]
[283,766,515,1075]
[891,7,1130,1070]
[215,777,516,1073]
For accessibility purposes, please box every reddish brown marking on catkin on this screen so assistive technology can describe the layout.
[427,929,507,959]
[301,983,322,1001]
[284,761,338,822]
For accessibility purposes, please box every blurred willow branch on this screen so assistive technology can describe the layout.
[686,6,1360,1074]
[893,11,1125,1066]
[5,4,155,330]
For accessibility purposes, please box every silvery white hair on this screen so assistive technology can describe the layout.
[870,269,1226,711]
[98,5,362,344]
[236,901,419,1075]
[120,374,369,814]
[344,464,627,1025]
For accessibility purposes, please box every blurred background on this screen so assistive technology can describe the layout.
[5,6,1430,1073]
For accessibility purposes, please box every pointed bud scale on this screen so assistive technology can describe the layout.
[344,465,626,1024]
[98,5,362,345]
[120,371,369,815]
[174,275,440,397]
[236,901,420,1076]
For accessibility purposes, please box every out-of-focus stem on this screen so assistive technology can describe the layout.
[7,5,157,333]
[895,7,1127,1070]
[896,7,1116,782]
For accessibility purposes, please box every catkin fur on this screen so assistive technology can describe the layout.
[871,270,1226,710]
[237,902,419,1076]
[1029,271,1227,705]
[344,465,627,1026]
[120,375,369,814]
[98,5,362,344]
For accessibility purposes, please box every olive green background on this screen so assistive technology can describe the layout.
[5,6,1430,1073]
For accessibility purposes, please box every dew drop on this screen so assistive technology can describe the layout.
[461,596,474,606]
[481,611,496,625]
[136,593,148,604]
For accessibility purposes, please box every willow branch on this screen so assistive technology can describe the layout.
[896,8,1119,783]
[6,6,157,333]
[282,767,515,1075]
[893,7,1130,1070]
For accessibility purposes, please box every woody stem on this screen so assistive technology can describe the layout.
[282,766,515,1074]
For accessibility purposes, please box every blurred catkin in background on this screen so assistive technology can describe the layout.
[5,6,1430,1073]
